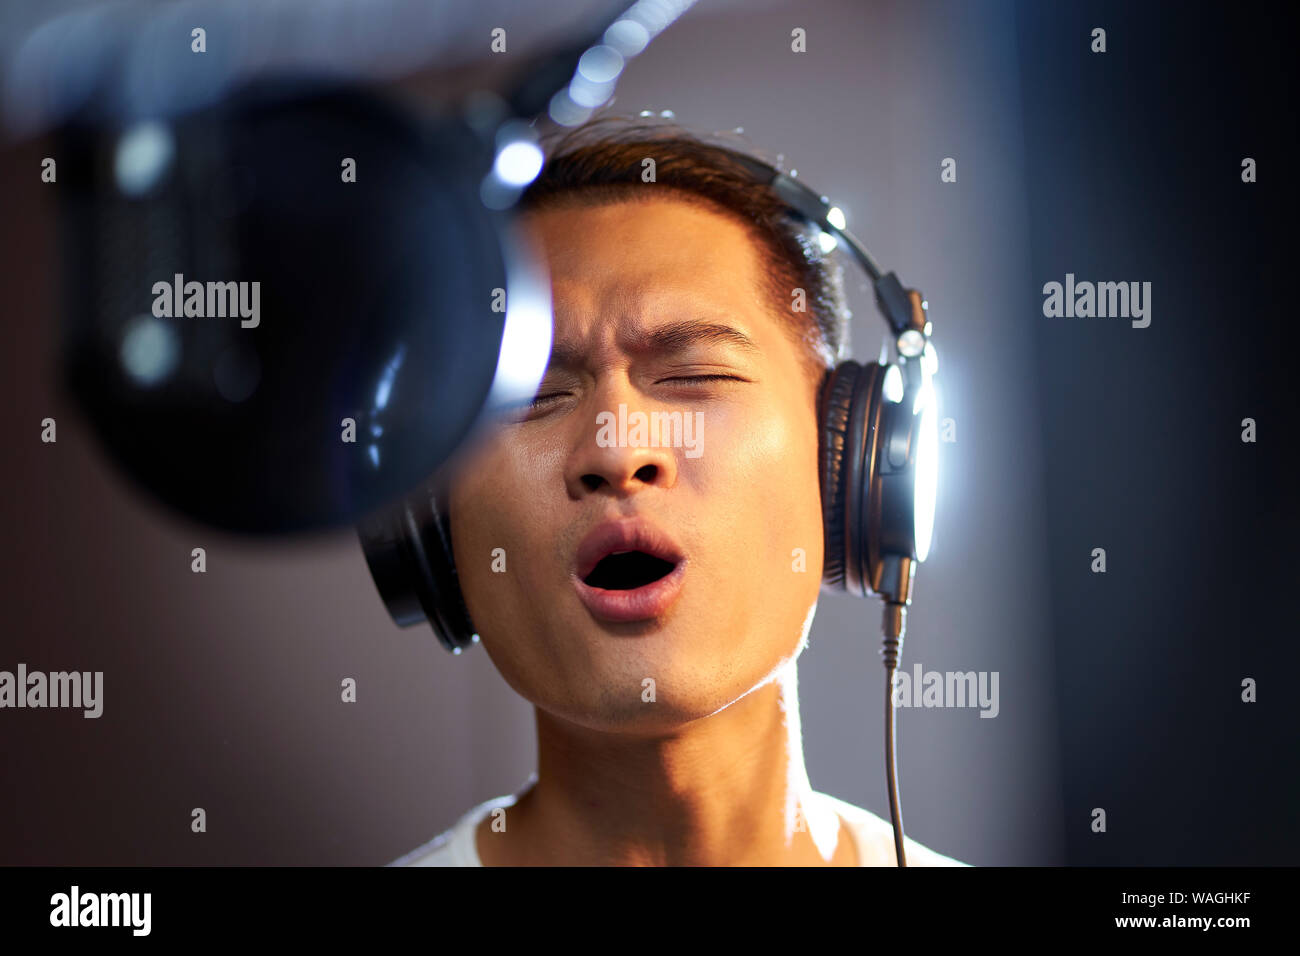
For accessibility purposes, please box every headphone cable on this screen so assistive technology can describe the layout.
[882,601,908,867]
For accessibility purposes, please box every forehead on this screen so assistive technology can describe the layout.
[518,196,773,340]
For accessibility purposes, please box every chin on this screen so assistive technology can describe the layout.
[531,657,741,734]
[555,696,731,736]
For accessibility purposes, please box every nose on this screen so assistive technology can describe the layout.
[563,379,681,500]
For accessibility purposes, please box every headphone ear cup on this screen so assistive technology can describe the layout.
[819,362,860,592]
[425,487,479,652]
[819,360,883,597]
[357,481,478,654]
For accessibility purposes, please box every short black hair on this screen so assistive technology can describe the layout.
[517,114,851,386]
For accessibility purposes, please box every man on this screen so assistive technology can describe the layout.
[392,116,966,866]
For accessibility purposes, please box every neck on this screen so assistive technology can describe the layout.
[477,660,852,865]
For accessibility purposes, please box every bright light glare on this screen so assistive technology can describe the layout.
[577,45,624,83]
[548,90,592,127]
[486,229,553,413]
[913,383,939,562]
[605,19,650,56]
[922,340,939,377]
[897,329,925,358]
[826,206,846,230]
[568,72,615,108]
[119,313,178,386]
[490,294,550,409]
[114,121,174,196]
[494,141,544,187]
[883,363,904,404]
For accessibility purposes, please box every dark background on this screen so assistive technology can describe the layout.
[1017,1,1299,864]
[0,0,1294,866]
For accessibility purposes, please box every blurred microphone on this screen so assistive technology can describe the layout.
[2,0,695,534]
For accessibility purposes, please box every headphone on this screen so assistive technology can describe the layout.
[358,156,939,646]
[357,145,941,866]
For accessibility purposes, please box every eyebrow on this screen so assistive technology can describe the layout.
[546,319,760,372]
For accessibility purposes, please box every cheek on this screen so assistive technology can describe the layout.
[447,447,540,619]
[721,395,821,516]
[697,397,824,593]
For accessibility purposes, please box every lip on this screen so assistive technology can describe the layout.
[572,517,687,623]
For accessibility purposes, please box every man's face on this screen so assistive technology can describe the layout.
[448,196,825,734]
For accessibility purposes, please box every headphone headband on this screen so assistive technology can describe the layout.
[726,153,932,345]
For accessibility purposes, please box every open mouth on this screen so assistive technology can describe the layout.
[572,518,687,623]
[582,550,677,591]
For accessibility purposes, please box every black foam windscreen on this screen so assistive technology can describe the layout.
[57,79,520,533]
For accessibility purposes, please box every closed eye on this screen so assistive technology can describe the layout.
[529,392,565,405]
[660,374,746,385]
[519,393,569,415]
[523,374,745,414]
